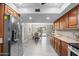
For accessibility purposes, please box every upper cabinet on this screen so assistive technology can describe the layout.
[0,4,5,38]
[60,17,64,30]
[77,5,79,14]
[54,5,79,30]
[68,8,77,28]
[54,20,60,30]
[5,5,20,17]
[63,14,69,29]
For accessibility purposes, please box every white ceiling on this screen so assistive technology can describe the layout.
[12,3,70,14]
[6,3,78,23]
[14,3,64,8]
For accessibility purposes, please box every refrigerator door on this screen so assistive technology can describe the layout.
[10,17,23,56]
[4,15,23,56]
[3,15,11,56]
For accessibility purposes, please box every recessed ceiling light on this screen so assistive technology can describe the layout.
[29,17,32,20]
[46,17,50,20]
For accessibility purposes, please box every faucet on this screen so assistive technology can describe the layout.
[73,32,79,41]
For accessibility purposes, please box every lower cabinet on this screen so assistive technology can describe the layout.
[50,37,68,56]
[54,38,61,55]
[61,41,68,56]
[0,44,4,56]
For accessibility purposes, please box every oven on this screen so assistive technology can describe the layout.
[70,51,78,56]
[68,44,79,56]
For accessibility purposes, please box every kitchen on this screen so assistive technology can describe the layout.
[0,3,79,56]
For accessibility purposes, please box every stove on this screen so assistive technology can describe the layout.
[69,43,79,50]
[68,43,79,56]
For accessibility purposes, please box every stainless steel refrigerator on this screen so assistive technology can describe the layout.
[3,14,23,56]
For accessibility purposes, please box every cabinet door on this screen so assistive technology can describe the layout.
[52,37,55,48]
[54,21,60,30]
[63,14,69,29]
[77,5,79,28]
[69,8,77,28]
[0,4,4,37]
[60,18,64,30]
[57,39,61,55]
[61,41,68,56]
[0,44,4,56]
[54,37,61,55]
[54,38,57,52]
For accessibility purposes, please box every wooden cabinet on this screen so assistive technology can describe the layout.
[54,37,61,55]
[50,37,68,56]
[61,41,68,56]
[54,5,79,29]
[60,17,64,30]
[0,44,4,56]
[54,20,60,30]
[69,8,77,28]
[0,4,4,38]
[54,38,57,51]
[5,5,19,17]
[0,3,5,56]
[63,14,69,29]
[52,37,55,48]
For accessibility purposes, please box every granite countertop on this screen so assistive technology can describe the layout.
[54,34,79,43]
[0,38,3,44]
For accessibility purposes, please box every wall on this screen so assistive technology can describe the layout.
[31,23,53,36]
[55,30,79,41]
[46,24,53,36]
[21,23,32,43]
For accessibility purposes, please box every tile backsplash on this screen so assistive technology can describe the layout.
[55,29,79,40]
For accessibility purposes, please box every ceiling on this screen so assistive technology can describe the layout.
[20,3,78,23]
[6,3,78,23]
[13,3,70,14]
[14,3,64,8]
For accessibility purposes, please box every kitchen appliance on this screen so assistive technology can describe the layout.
[3,14,12,56]
[68,43,79,56]
[3,14,23,56]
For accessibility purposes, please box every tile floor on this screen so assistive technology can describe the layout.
[23,37,58,56]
